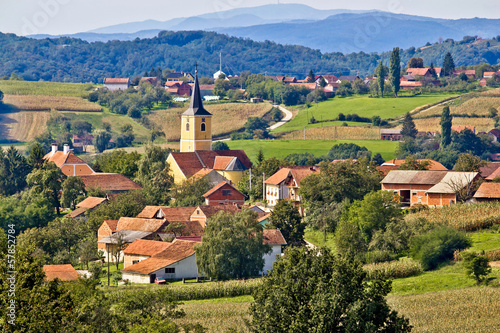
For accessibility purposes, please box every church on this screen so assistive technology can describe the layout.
[166,69,252,185]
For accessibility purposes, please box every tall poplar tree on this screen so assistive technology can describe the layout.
[440,105,452,148]
[376,61,387,98]
[442,52,455,76]
[401,112,418,138]
[389,47,401,97]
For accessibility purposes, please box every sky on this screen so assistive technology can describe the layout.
[0,0,499,36]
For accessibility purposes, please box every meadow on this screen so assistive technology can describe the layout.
[3,95,102,112]
[278,125,380,140]
[226,139,399,162]
[0,80,96,97]
[147,102,272,141]
[273,93,458,133]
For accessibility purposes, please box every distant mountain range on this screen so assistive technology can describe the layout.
[28,4,500,53]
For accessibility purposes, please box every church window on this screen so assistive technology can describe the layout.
[186,122,190,131]
[201,123,206,132]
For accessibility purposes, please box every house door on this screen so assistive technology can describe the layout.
[400,190,411,206]
[150,274,156,284]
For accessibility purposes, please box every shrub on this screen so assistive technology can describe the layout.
[364,258,423,279]
[410,226,471,270]
[364,250,399,264]
[462,252,492,284]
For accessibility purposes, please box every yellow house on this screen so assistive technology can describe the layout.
[167,68,252,185]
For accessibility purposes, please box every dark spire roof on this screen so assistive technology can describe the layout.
[182,68,212,116]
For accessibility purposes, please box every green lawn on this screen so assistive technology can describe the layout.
[274,93,457,133]
[467,230,500,252]
[227,139,399,162]
[0,80,97,97]
[304,228,336,251]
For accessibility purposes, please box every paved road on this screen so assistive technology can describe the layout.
[268,105,293,130]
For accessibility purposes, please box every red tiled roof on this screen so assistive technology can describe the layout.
[165,80,184,87]
[116,217,167,233]
[486,167,500,181]
[196,205,241,218]
[136,206,162,219]
[289,82,317,90]
[382,159,448,171]
[400,81,423,88]
[479,162,500,179]
[79,173,142,192]
[169,150,251,178]
[43,264,79,281]
[473,182,500,199]
[175,236,202,242]
[160,207,197,221]
[263,229,287,245]
[67,207,88,218]
[121,239,199,274]
[203,181,230,197]
[76,196,107,209]
[105,220,119,232]
[265,168,291,185]
[124,239,172,256]
[406,68,431,76]
[44,151,87,168]
[288,166,320,185]
[213,156,235,170]
[104,78,129,84]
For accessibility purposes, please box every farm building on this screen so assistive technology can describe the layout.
[203,181,245,206]
[43,264,80,281]
[67,196,107,219]
[381,170,479,207]
[103,78,130,91]
[377,159,448,175]
[79,173,142,194]
[473,183,500,202]
[380,129,403,141]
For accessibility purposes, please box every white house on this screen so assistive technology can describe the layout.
[262,229,287,274]
[104,78,130,91]
[121,239,200,283]
[264,168,292,206]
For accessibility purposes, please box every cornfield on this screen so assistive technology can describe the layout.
[147,102,272,141]
[279,126,379,140]
[363,259,423,280]
[165,278,262,301]
[3,95,102,112]
[405,202,500,231]
[0,80,96,97]
[411,117,494,132]
[481,87,500,96]
[388,287,500,332]
[0,111,50,141]
[416,96,500,118]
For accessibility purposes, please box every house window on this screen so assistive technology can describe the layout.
[196,209,200,214]
[132,260,139,265]
[412,192,417,196]
[222,189,231,196]
[201,123,206,132]
[165,267,175,274]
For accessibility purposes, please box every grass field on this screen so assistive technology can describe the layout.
[226,139,399,162]
[147,102,272,141]
[3,95,102,112]
[279,125,380,140]
[273,93,458,133]
[0,80,97,97]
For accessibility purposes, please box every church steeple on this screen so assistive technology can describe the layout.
[180,65,213,152]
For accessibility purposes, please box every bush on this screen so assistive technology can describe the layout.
[363,258,423,279]
[410,226,471,270]
[364,250,399,264]
[462,252,492,284]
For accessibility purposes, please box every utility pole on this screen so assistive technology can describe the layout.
[107,247,110,286]
[249,168,252,192]
[263,173,266,202]
[304,126,306,140]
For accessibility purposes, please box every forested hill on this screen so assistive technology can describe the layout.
[1,30,500,83]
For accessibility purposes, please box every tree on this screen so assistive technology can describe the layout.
[0,191,55,232]
[269,200,305,246]
[27,142,46,169]
[170,178,212,207]
[250,247,412,333]
[94,129,112,153]
[372,153,385,166]
[398,155,430,170]
[352,78,369,94]
[442,52,455,76]
[0,146,32,195]
[375,61,388,97]
[318,77,327,87]
[213,78,231,97]
[61,176,87,209]
[453,153,486,172]
[93,150,141,178]
[195,210,270,280]
[408,57,424,68]
[327,143,370,160]
[462,252,491,284]
[440,106,452,148]
[389,47,401,97]
[0,88,3,103]
[27,162,66,215]
[212,141,229,150]
[307,70,315,83]
[401,112,418,138]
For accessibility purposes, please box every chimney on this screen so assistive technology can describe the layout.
[63,144,70,154]
[51,144,58,154]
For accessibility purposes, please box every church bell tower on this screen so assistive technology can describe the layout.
[180,66,212,152]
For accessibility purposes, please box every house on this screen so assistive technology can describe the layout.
[289,82,317,91]
[479,162,500,179]
[79,173,142,194]
[483,71,499,79]
[262,229,287,273]
[377,159,448,175]
[283,77,297,84]
[166,72,194,83]
[316,74,338,84]
[123,239,172,268]
[480,78,488,87]
[67,196,107,219]
[203,181,245,206]
[136,206,196,220]
[406,68,432,78]
[453,70,476,79]
[265,75,285,82]
[400,81,423,89]
[121,239,200,283]
[165,81,192,96]
[451,126,475,134]
[488,129,500,142]
[43,264,80,281]
[104,78,130,91]
[188,168,229,186]
[473,183,500,202]
[250,97,263,103]
[44,144,94,176]
[72,134,93,153]
[140,77,159,86]
[381,170,478,207]
[336,75,360,83]
[190,205,241,228]
[434,67,442,77]
[380,129,403,141]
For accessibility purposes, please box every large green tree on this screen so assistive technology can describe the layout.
[93,129,112,153]
[269,200,305,246]
[442,52,455,76]
[389,47,401,97]
[375,61,388,97]
[61,176,87,209]
[440,105,452,148]
[0,146,32,196]
[401,112,418,138]
[27,162,66,215]
[27,142,46,169]
[250,247,411,333]
[195,209,270,280]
